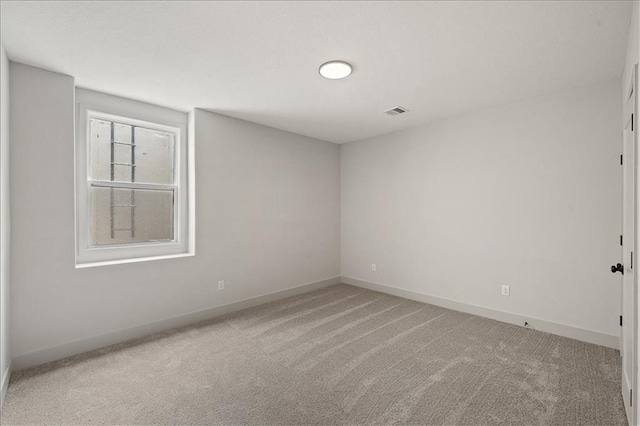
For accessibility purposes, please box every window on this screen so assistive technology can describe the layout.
[76,90,193,267]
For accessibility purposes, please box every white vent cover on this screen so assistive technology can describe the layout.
[384,106,409,116]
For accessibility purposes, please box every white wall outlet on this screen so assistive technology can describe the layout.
[371,263,377,272]
[501,285,510,296]
[218,280,225,290]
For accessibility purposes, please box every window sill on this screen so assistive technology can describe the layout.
[75,251,194,269]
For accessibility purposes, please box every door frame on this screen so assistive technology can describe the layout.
[624,63,639,425]
[634,62,640,426]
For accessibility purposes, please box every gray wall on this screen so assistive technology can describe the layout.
[9,63,340,362]
[341,79,622,341]
[1,43,11,402]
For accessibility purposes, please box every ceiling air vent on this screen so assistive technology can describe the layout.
[384,106,409,116]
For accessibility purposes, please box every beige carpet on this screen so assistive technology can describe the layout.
[1,284,627,425]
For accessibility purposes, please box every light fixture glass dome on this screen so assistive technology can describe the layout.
[319,61,352,79]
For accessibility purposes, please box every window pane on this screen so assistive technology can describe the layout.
[90,186,174,246]
[89,118,175,184]
[134,126,175,184]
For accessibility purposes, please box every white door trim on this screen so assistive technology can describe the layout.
[624,63,639,426]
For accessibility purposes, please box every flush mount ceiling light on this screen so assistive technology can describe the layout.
[319,60,352,80]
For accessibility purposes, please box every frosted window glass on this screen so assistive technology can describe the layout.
[90,186,174,246]
[89,118,175,184]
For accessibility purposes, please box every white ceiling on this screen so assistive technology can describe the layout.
[0,1,633,143]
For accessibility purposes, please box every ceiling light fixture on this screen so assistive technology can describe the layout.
[319,60,352,80]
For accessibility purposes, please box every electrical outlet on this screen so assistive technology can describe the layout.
[218,280,225,290]
[501,285,510,296]
[371,263,377,272]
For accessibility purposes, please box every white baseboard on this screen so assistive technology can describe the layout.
[12,276,340,371]
[1,359,11,410]
[341,276,619,350]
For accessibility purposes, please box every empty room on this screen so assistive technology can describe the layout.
[0,1,639,425]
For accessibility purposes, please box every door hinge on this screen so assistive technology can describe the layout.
[621,315,623,326]
[620,235,623,246]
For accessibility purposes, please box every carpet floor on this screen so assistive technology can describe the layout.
[0,284,627,425]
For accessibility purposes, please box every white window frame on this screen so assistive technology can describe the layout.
[75,89,193,267]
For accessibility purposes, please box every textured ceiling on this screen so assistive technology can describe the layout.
[0,1,633,143]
